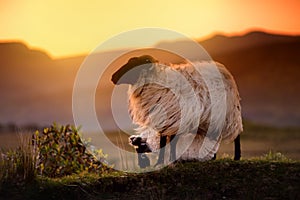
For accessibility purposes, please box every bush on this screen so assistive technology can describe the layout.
[33,123,110,177]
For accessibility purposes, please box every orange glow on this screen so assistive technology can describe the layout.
[0,0,299,58]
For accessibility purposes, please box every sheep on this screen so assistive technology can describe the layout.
[111,55,243,167]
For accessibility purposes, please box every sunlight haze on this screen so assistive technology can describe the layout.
[1,0,299,58]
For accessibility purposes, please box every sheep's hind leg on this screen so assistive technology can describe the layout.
[234,134,241,160]
[169,134,179,163]
[155,135,167,166]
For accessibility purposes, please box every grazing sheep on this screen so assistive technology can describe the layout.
[111,55,243,167]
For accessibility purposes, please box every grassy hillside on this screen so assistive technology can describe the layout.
[0,123,299,199]
[1,159,299,200]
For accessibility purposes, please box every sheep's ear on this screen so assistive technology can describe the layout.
[111,55,157,85]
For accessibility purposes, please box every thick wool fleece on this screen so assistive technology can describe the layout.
[128,61,243,160]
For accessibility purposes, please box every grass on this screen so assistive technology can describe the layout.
[219,121,300,160]
[0,123,299,199]
[0,132,36,185]
[0,158,299,200]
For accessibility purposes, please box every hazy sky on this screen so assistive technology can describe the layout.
[1,0,299,58]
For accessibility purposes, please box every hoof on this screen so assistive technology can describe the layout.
[154,159,164,167]
[234,156,241,160]
[167,162,176,169]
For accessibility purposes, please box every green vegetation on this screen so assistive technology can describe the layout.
[0,124,110,188]
[0,158,299,199]
[0,123,299,199]
[33,124,109,177]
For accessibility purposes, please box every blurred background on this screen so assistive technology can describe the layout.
[0,0,299,160]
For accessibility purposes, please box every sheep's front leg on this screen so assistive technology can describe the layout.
[234,134,241,160]
[212,154,217,160]
[169,134,179,162]
[155,135,167,166]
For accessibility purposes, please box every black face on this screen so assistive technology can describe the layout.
[111,55,158,85]
[129,135,151,168]
[129,135,143,146]
[129,135,152,153]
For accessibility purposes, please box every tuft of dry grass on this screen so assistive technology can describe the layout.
[0,131,36,186]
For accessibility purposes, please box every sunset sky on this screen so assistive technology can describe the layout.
[1,0,300,58]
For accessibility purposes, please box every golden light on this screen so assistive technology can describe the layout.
[0,0,299,58]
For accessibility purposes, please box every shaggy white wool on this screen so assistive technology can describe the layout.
[128,61,243,160]
[135,131,219,161]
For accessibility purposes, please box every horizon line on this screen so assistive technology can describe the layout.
[1,28,299,60]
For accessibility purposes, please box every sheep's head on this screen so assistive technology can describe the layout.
[111,55,158,85]
[129,135,151,168]
[129,135,152,153]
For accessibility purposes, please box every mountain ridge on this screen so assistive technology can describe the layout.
[0,31,299,129]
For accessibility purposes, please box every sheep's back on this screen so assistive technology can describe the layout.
[128,61,243,141]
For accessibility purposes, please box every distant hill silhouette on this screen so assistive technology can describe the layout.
[0,42,83,126]
[0,31,299,129]
[200,32,300,127]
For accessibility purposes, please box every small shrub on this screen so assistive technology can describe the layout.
[33,123,110,177]
[262,150,291,162]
